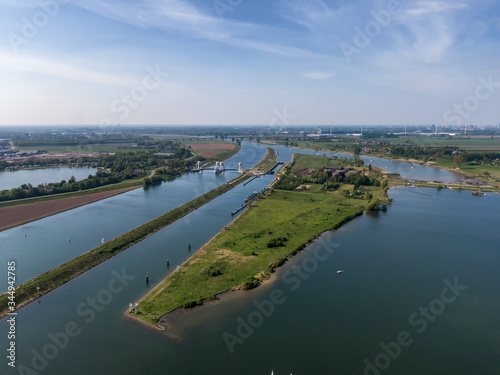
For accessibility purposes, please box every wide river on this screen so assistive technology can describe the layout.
[0,167,98,191]
[1,142,498,374]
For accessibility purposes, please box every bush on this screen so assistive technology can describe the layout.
[242,276,260,290]
[267,236,288,248]
[184,300,197,308]
[202,261,226,277]
[367,199,380,211]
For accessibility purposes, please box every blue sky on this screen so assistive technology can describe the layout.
[0,0,499,126]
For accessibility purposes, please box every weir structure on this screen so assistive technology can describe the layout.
[214,161,225,174]
[191,161,241,173]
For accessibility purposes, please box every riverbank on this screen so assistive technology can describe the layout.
[289,143,500,188]
[0,173,250,319]
[0,185,140,231]
[253,147,278,171]
[131,179,389,328]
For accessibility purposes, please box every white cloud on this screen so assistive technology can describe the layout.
[405,1,467,17]
[0,50,136,86]
[303,72,336,80]
[71,0,328,59]
[0,0,43,8]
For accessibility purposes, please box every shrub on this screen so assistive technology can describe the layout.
[367,199,380,211]
[267,236,288,248]
[184,300,197,308]
[202,261,226,277]
[242,276,260,290]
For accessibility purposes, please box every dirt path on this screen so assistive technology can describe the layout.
[0,186,139,231]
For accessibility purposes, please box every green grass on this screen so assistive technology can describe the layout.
[16,145,141,153]
[254,147,277,171]
[0,174,250,319]
[134,186,385,325]
[433,160,500,179]
[381,136,500,150]
[180,139,235,145]
[0,179,144,208]
[293,153,352,169]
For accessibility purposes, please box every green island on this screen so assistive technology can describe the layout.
[132,153,391,327]
[0,173,249,319]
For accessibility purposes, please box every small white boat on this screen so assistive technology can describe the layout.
[337,270,343,274]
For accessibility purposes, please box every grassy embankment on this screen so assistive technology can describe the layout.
[254,147,278,171]
[0,173,250,319]
[431,159,500,179]
[380,136,500,151]
[0,178,144,208]
[133,154,388,327]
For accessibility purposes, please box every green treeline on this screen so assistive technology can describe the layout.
[0,150,197,202]
[11,133,150,147]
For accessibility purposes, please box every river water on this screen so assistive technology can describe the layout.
[2,142,498,374]
[0,167,98,191]
[0,142,265,288]
[269,145,463,184]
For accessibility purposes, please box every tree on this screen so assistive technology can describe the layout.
[454,155,465,168]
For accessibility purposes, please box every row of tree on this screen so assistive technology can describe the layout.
[0,147,197,202]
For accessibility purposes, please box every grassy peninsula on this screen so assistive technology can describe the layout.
[133,153,390,326]
[253,147,278,172]
[0,173,249,319]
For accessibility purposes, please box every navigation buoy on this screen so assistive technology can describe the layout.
[146,273,149,283]
[188,242,191,250]
[24,233,27,237]
[166,259,170,267]
[68,237,71,242]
